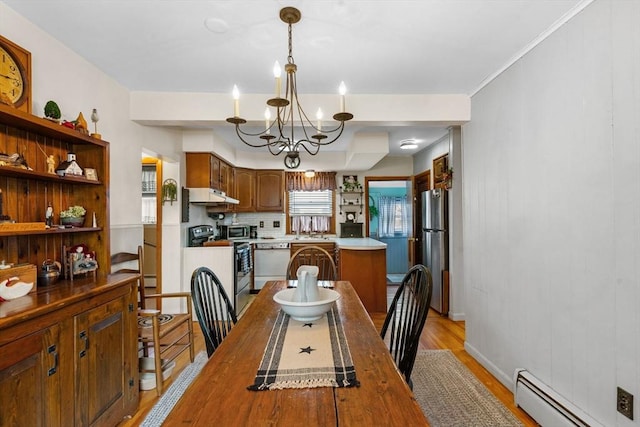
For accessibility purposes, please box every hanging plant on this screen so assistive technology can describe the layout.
[161,179,178,205]
[369,195,379,218]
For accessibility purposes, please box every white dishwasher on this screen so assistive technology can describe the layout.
[253,241,290,290]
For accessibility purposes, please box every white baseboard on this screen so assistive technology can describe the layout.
[464,341,515,391]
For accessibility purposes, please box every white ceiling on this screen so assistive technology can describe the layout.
[4,0,585,161]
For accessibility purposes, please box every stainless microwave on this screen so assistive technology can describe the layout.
[219,224,250,240]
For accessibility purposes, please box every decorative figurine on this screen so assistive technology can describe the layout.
[44,100,61,123]
[46,155,56,174]
[55,152,83,176]
[45,203,54,227]
[90,108,101,139]
[75,112,89,134]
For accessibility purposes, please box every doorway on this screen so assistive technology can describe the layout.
[365,176,412,283]
[141,156,163,299]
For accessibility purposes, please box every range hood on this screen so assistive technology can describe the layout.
[188,188,239,205]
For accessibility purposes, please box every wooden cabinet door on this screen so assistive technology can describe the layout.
[75,294,130,427]
[185,153,212,188]
[235,168,256,212]
[256,170,284,212]
[0,325,63,427]
[210,155,221,189]
[220,160,231,195]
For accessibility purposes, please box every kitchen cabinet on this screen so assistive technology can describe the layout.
[187,152,235,211]
[234,168,256,212]
[0,274,139,426]
[220,160,233,196]
[338,247,387,313]
[0,103,109,271]
[256,170,285,212]
[186,152,233,195]
[234,169,284,213]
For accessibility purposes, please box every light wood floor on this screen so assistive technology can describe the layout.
[121,287,537,426]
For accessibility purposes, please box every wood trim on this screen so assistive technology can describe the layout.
[363,175,411,238]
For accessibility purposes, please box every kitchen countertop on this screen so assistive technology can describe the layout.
[246,236,386,250]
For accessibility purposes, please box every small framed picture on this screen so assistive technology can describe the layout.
[85,168,98,181]
[433,155,448,183]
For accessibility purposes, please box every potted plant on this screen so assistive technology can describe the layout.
[59,205,86,227]
[368,195,379,219]
[161,179,178,205]
[44,100,61,123]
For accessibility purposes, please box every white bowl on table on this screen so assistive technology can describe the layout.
[273,287,341,321]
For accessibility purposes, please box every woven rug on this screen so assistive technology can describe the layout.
[248,306,359,390]
[412,350,523,427]
[140,351,208,427]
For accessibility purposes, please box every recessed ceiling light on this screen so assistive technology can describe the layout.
[400,139,418,150]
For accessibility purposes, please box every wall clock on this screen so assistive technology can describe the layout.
[0,35,32,114]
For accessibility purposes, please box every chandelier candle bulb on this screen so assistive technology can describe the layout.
[265,108,271,133]
[273,61,282,97]
[316,108,323,132]
[339,81,347,112]
[232,85,240,117]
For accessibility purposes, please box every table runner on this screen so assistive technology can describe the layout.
[248,305,359,391]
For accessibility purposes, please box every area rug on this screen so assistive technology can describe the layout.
[412,350,523,427]
[140,351,208,427]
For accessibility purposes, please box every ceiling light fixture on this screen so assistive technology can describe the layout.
[400,139,418,150]
[226,7,353,169]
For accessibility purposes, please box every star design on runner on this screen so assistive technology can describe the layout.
[299,346,315,354]
[302,323,313,328]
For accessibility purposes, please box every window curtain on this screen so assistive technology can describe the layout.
[286,171,337,191]
[291,216,330,233]
[378,196,408,237]
[287,172,335,233]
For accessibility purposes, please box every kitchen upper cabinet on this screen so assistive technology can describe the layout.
[256,170,284,212]
[235,168,256,212]
[186,152,231,192]
[220,160,232,196]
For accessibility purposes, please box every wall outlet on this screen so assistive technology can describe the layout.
[618,387,634,420]
[273,221,280,228]
[259,221,264,228]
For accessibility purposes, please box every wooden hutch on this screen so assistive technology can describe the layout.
[0,104,139,426]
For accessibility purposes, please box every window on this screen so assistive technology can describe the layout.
[288,190,334,233]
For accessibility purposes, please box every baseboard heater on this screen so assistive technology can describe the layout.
[514,369,603,427]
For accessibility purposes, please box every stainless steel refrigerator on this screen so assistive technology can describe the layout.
[421,189,448,314]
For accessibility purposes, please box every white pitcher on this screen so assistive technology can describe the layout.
[292,265,320,302]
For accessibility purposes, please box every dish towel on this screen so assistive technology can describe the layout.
[248,306,359,391]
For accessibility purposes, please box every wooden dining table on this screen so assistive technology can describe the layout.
[163,280,429,426]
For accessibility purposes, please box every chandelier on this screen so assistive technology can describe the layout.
[226,7,353,169]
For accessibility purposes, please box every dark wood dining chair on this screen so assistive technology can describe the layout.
[380,264,433,388]
[111,245,195,395]
[190,267,237,357]
[286,245,338,281]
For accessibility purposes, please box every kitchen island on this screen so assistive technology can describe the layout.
[248,236,387,313]
[335,238,387,313]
